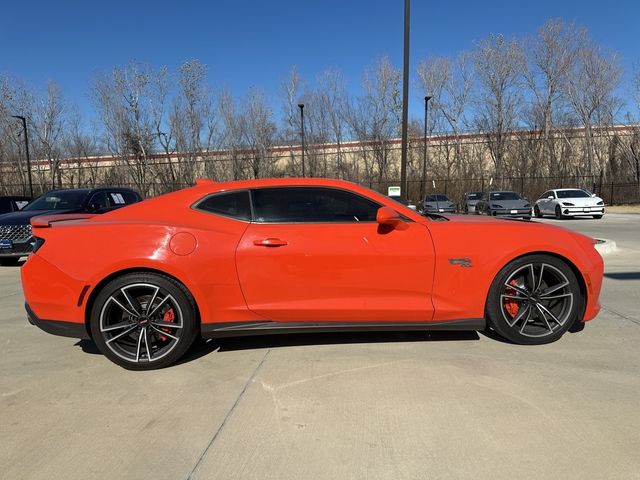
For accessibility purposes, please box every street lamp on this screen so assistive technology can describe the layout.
[298,103,305,177]
[421,96,432,203]
[11,115,33,197]
[399,0,411,199]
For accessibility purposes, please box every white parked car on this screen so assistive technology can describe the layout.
[534,188,605,219]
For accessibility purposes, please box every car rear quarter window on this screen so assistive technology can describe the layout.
[252,187,380,223]
[196,191,252,221]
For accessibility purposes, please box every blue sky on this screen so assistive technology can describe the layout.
[2,0,639,121]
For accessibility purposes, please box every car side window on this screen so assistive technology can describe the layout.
[109,191,140,206]
[196,191,252,221]
[89,192,110,210]
[252,187,381,223]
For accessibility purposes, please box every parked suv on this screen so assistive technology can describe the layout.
[0,187,142,265]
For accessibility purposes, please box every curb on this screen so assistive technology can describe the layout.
[594,239,617,256]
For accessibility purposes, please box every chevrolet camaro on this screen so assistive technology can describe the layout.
[21,178,603,370]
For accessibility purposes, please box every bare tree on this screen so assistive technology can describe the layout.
[31,81,66,189]
[417,52,473,185]
[170,59,218,185]
[93,61,158,195]
[218,88,246,180]
[523,19,583,176]
[565,42,622,177]
[242,88,277,178]
[473,34,525,181]
[346,57,402,185]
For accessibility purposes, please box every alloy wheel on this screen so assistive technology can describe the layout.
[500,263,574,338]
[99,282,184,364]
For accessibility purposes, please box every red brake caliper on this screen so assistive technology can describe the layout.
[160,308,175,342]
[503,280,521,318]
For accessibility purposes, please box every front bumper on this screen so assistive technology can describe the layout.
[0,240,32,258]
[562,207,605,217]
[26,303,90,339]
[491,209,531,218]
[425,207,456,214]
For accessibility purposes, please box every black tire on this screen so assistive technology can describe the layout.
[555,205,564,220]
[486,254,582,345]
[593,215,603,219]
[90,272,198,370]
[534,205,542,218]
[0,258,21,266]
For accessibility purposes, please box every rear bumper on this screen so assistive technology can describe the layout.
[26,303,90,339]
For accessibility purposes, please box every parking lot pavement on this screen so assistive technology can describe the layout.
[1,214,640,479]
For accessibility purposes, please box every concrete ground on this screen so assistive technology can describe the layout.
[1,214,639,480]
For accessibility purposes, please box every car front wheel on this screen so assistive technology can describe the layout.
[534,205,542,218]
[555,205,565,220]
[486,254,582,345]
[90,272,198,370]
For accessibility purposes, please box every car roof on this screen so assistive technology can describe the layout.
[42,187,139,195]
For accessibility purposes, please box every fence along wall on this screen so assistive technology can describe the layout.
[1,125,639,204]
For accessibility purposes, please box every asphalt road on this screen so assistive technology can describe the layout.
[1,214,639,480]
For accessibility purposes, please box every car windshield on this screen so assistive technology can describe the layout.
[490,192,521,201]
[556,189,591,199]
[23,191,89,211]
[425,195,450,202]
[466,192,483,200]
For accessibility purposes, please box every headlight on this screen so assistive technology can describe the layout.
[597,201,604,206]
[491,204,503,209]
[524,204,531,208]
[562,202,575,206]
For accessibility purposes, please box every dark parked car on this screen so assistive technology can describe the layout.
[421,194,456,214]
[389,195,417,210]
[475,191,531,220]
[0,187,142,265]
[462,192,484,214]
[0,196,31,215]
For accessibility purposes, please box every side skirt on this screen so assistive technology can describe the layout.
[201,319,485,339]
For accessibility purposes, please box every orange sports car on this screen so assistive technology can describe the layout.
[21,178,603,370]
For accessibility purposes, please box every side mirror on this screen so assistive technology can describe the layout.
[547,196,554,199]
[591,193,597,197]
[376,206,402,228]
[88,203,100,213]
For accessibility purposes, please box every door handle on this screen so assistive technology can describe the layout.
[253,238,288,247]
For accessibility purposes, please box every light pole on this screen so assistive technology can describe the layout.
[399,0,411,200]
[11,115,33,197]
[298,103,305,177]
[421,96,432,203]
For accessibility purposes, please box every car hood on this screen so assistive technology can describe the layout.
[554,197,603,206]
[425,201,455,209]
[0,209,82,226]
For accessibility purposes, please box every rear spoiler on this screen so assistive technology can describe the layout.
[31,214,97,228]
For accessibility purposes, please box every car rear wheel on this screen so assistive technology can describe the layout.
[486,254,582,345]
[534,205,542,218]
[90,272,198,370]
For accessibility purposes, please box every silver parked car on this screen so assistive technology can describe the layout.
[534,188,605,219]
[462,191,484,214]
[421,194,456,214]
[475,191,532,220]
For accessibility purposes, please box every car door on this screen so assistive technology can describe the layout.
[542,191,556,214]
[235,186,435,322]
